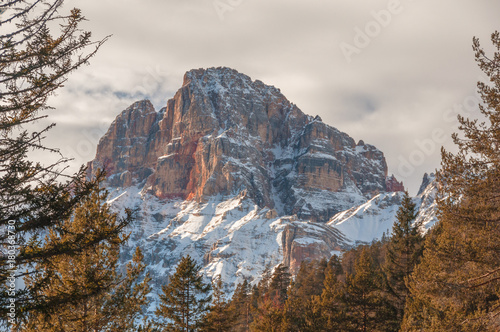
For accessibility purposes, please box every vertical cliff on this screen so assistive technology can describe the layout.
[89,67,393,222]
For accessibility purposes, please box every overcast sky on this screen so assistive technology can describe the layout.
[39,0,499,195]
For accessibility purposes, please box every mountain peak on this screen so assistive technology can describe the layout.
[184,66,249,82]
[182,67,285,107]
[90,68,391,222]
[417,172,436,196]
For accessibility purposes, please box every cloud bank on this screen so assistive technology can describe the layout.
[39,0,500,194]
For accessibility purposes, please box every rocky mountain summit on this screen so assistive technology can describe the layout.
[89,67,394,223]
[88,67,437,305]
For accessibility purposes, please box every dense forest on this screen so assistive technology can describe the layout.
[1,0,499,331]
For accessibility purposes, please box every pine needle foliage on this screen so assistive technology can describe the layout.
[0,0,108,322]
[20,184,149,331]
[384,191,423,325]
[155,255,211,332]
[403,31,500,331]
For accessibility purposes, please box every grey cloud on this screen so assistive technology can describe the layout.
[49,0,500,193]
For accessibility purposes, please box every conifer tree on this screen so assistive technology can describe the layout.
[0,0,109,321]
[319,255,347,331]
[250,265,290,332]
[341,246,395,332]
[281,259,329,331]
[249,295,284,332]
[403,31,500,331]
[293,259,327,300]
[384,191,423,324]
[200,276,233,332]
[268,264,291,305]
[228,280,251,332]
[281,292,324,332]
[281,289,305,331]
[21,185,150,331]
[281,275,308,331]
[137,321,161,332]
[155,255,211,332]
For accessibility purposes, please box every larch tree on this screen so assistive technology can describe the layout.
[384,191,423,325]
[341,246,395,332]
[227,280,251,332]
[268,264,291,305]
[20,184,150,331]
[0,0,111,323]
[403,31,500,331]
[250,264,290,332]
[200,275,233,332]
[248,295,284,332]
[281,259,328,331]
[155,255,211,332]
[319,255,347,331]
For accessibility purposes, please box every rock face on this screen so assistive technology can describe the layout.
[385,174,405,192]
[92,100,158,187]
[281,221,348,274]
[90,67,393,222]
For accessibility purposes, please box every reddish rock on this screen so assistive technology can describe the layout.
[281,221,347,274]
[386,174,405,192]
[89,67,390,222]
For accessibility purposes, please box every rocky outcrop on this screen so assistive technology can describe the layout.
[281,221,349,274]
[90,100,158,187]
[417,172,435,196]
[386,174,405,192]
[414,173,439,230]
[89,67,392,222]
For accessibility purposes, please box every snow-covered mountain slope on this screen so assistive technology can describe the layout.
[328,192,405,244]
[413,173,439,230]
[107,186,349,313]
[107,172,437,311]
[327,173,438,243]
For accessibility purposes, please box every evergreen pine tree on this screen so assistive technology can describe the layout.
[281,289,305,332]
[282,293,324,332]
[137,321,161,332]
[155,255,211,332]
[21,185,150,331]
[320,255,347,331]
[250,264,290,332]
[341,246,394,332]
[0,0,110,322]
[281,259,329,331]
[200,276,233,332]
[248,295,284,332]
[228,280,251,332]
[268,264,291,305]
[403,31,500,331]
[384,191,423,325]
